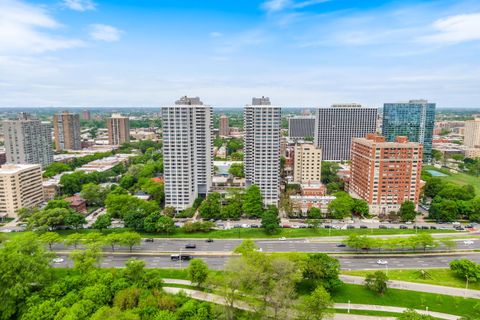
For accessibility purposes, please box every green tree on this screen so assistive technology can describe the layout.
[70,244,102,274]
[28,207,72,231]
[119,232,141,252]
[228,163,244,178]
[187,258,209,287]
[233,239,259,255]
[243,185,264,218]
[399,200,417,222]
[124,258,147,285]
[352,199,369,217]
[261,205,280,234]
[39,232,63,251]
[302,253,342,292]
[139,179,165,204]
[307,207,321,219]
[104,233,122,252]
[398,309,435,320]
[80,183,108,207]
[91,306,140,320]
[156,215,176,235]
[0,233,53,320]
[296,285,334,320]
[450,259,480,282]
[198,192,222,219]
[92,214,112,230]
[327,192,354,219]
[415,234,436,252]
[364,271,388,295]
[64,212,86,229]
[64,233,83,249]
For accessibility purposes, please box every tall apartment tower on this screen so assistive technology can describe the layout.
[53,111,81,151]
[219,113,230,136]
[244,97,281,206]
[382,100,435,161]
[0,164,44,217]
[314,104,377,161]
[82,110,91,120]
[3,114,54,168]
[349,134,423,215]
[162,96,213,211]
[293,143,322,184]
[288,116,316,140]
[107,114,130,145]
[464,118,480,148]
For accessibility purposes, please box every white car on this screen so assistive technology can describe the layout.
[376,259,388,265]
[464,240,474,245]
[279,237,287,241]
[52,258,64,264]
[254,248,263,252]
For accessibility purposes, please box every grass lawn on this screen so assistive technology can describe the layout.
[424,165,480,195]
[331,283,479,318]
[4,226,454,240]
[342,268,480,290]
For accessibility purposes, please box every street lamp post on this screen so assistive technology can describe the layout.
[465,277,469,298]
[348,300,351,313]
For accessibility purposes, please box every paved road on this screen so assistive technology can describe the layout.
[53,252,480,270]
[50,236,480,255]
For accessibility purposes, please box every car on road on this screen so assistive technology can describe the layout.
[279,237,287,241]
[170,254,192,261]
[376,259,388,265]
[185,244,196,249]
[379,225,387,229]
[337,243,346,247]
[206,238,214,243]
[405,221,413,225]
[347,225,355,229]
[145,238,154,242]
[52,258,64,264]
[360,225,368,229]
[464,240,474,245]
[254,248,263,252]
[399,225,408,229]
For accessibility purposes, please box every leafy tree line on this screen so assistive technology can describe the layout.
[423,175,480,222]
[0,233,221,320]
[326,192,369,219]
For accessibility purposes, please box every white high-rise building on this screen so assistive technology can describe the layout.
[464,118,480,148]
[244,97,281,206]
[162,96,213,211]
[3,113,54,168]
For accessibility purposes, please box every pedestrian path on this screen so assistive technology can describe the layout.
[340,275,480,299]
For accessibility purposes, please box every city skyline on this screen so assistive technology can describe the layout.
[1,0,480,108]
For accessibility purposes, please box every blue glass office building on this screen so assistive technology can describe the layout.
[382,100,435,161]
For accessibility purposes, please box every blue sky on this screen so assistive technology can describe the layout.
[1,0,480,108]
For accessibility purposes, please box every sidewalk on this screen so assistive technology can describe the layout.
[340,275,480,299]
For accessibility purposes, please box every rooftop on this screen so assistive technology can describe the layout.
[0,164,40,174]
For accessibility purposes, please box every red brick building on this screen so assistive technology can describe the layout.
[348,134,423,214]
[64,195,87,214]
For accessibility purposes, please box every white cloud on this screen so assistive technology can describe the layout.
[63,0,96,12]
[89,24,122,42]
[209,32,223,38]
[0,0,83,54]
[261,0,291,13]
[293,0,330,9]
[421,12,480,44]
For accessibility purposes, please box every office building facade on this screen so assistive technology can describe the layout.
[219,113,229,136]
[107,114,130,145]
[162,97,213,211]
[314,105,377,161]
[349,134,423,214]
[288,116,316,140]
[464,118,480,148]
[382,100,435,161]
[0,164,44,217]
[53,112,82,151]
[293,143,322,184]
[3,115,54,168]
[244,97,281,206]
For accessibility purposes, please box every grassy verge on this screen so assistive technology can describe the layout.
[5,226,455,240]
[329,283,478,318]
[342,268,480,290]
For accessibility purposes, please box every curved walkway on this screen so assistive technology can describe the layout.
[340,275,480,299]
[162,285,461,320]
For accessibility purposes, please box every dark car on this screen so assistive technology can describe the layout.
[324,225,331,229]
[145,238,154,242]
[251,224,259,228]
[379,225,387,229]
[399,225,408,229]
[171,254,192,261]
[347,225,355,229]
[337,243,347,247]
[421,226,429,230]
[430,226,437,230]
[360,225,368,229]
[206,238,214,243]
[185,244,196,249]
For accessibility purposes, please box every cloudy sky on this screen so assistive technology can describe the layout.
[1,0,480,108]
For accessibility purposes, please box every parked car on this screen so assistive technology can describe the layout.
[360,225,368,229]
[399,225,408,229]
[171,254,192,261]
[376,259,388,265]
[145,238,154,242]
[206,238,214,243]
[337,243,347,247]
[185,244,196,249]
[279,237,287,241]
[347,225,355,229]
[379,225,387,229]
[430,226,437,230]
[52,258,64,264]
[464,240,474,245]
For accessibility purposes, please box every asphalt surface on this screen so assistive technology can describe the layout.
[51,236,480,254]
[53,252,480,270]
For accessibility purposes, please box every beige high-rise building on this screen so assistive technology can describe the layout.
[294,143,322,184]
[464,118,480,148]
[219,113,229,136]
[53,112,81,151]
[107,114,130,145]
[0,164,44,217]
